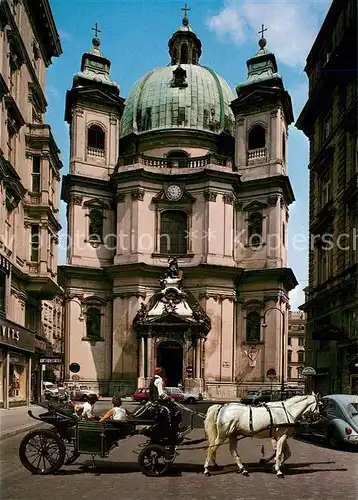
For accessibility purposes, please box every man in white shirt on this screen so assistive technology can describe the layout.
[76,394,98,420]
[149,367,168,401]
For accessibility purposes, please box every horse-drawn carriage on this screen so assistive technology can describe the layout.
[19,401,193,477]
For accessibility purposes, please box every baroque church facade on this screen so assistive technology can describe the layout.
[60,13,298,398]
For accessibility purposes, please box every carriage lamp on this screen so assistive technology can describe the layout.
[345,427,352,434]
[78,313,84,322]
[262,322,267,329]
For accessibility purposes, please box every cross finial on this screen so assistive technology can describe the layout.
[92,22,101,38]
[258,24,267,39]
[181,3,190,18]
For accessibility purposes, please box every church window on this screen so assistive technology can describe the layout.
[181,43,188,64]
[88,208,104,243]
[178,107,186,126]
[85,307,101,339]
[160,210,188,255]
[248,212,263,246]
[87,124,105,150]
[167,150,188,167]
[143,107,152,131]
[172,48,178,65]
[246,311,261,343]
[203,109,209,128]
[248,125,266,150]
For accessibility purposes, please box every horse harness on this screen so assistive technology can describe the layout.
[249,401,297,437]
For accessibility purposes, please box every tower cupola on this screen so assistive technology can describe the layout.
[168,4,202,65]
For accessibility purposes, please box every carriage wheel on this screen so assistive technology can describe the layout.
[19,429,66,474]
[138,444,169,477]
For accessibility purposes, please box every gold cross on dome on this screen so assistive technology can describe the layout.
[91,22,101,38]
[181,4,190,17]
[258,24,267,38]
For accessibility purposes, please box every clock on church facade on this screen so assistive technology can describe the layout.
[59,11,297,398]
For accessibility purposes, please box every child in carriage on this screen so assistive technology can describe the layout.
[75,394,100,420]
[100,396,129,422]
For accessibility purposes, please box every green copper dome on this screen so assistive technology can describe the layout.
[120,64,235,137]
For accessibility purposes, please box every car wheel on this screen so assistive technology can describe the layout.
[326,429,341,449]
[187,397,196,405]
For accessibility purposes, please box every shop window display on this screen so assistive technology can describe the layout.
[8,352,27,402]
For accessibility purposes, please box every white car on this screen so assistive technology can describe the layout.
[43,382,59,400]
[165,387,203,404]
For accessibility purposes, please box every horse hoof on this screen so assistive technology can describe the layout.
[241,469,249,476]
[204,471,211,477]
[277,472,284,478]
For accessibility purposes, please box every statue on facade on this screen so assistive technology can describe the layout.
[165,257,180,279]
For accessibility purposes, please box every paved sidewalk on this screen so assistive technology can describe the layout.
[0,404,44,441]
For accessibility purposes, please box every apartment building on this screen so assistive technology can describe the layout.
[287,311,306,387]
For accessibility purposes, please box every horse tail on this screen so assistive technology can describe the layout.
[204,404,222,444]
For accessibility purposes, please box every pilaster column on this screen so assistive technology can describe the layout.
[147,336,153,377]
[140,336,145,378]
[195,339,201,379]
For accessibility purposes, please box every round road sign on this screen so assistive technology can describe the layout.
[69,362,80,373]
[72,374,80,382]
[302,366,316,376]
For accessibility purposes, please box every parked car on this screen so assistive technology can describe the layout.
[272,389,304,401]
[300,394,358,449]
[133,388,150,404]
[165,387,202,404]
[241,390,272,405]
[43,382,59,400]
[66,385,99,402]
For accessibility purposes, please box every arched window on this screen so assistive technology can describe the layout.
[160,210,188,255]
[172,48,178,65]
[86,307,101,339]
[248,125,266,150]
[181,43,188,64]
[167,150,188,167]
[248,212,263,246]
[246,311,261,343]
[87,124,105,150]
[89,208,104,242]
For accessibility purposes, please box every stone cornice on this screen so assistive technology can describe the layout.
[240,175,295,206]
[61,174,114,204]
[113,291,147,300]
[199,292,236,303]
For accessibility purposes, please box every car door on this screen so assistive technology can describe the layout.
[313,398,337,436]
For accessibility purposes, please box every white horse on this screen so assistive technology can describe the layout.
[203,394,320,478]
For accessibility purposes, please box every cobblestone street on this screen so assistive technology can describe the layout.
[1,428,357,500]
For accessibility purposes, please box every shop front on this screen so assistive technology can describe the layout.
[0,317,35,408]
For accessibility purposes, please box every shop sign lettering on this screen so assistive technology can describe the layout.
[1,324,20,342]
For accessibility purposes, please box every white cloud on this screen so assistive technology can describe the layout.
[207,0,332,68]
[289,286,306,311]
[46,84,60,100]
[58,29,72,41]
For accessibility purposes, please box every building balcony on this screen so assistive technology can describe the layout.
[25,261,61,300]
[117,152,233,169]
[247,147,266,162]
[87,146,105,159]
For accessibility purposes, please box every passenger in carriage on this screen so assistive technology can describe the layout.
[76,394,99,420]
[100,396,128,422]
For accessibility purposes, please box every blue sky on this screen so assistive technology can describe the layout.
[46,0,332,310]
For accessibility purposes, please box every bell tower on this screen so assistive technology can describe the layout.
[64,25,124,180]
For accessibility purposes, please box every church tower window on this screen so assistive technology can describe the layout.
[246,311,261,343]
[248,125,266,150]
[87,124,105,150]
[88,208,104,243]
[248,212,263,246]
[160,210,188,255]
[180,43,189,64]
[85,307,101,339]
[167,150,188,167]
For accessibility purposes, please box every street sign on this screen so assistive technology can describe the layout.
[302,366,316,376]
[266,368,276,378]
[69,362,80,373]
[40,357,62,364]
[71,374,80,382]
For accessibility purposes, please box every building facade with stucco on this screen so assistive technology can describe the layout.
[60,12,298,398]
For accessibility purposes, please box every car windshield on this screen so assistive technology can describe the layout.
[79,386,88,390]
[347,402,358,420]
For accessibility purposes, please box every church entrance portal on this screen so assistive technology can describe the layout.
[157,341,183,387]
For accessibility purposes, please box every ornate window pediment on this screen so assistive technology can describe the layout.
[243,200,267,212]
[83,198,110,209]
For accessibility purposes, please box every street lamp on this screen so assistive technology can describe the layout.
[262,306,286,394]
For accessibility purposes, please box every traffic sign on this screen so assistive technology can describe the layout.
[302,366,316,376]
[71,374,80,382]
[69,362,80,373]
